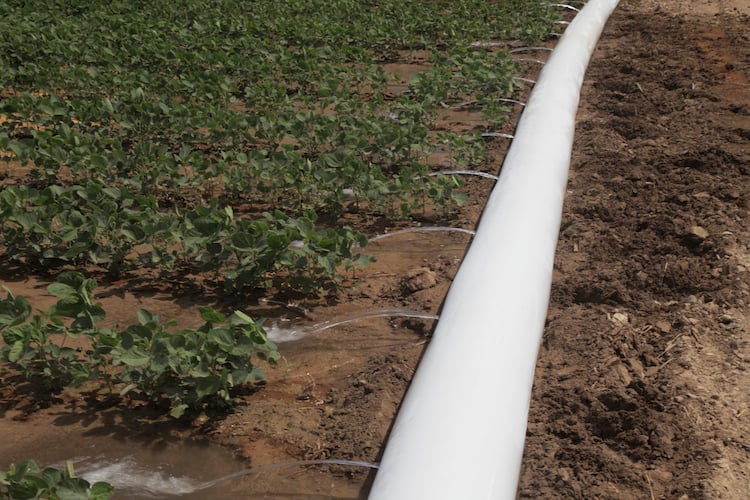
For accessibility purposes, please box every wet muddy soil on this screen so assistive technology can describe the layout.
[1,0,749,498]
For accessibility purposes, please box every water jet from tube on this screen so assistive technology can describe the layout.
[266,308,440,343]
[509,46,553,54]
[75,456,378,496]
[369,227,476,243]
[481,132,515,139]
[543,3,581,12]
[428,170,499,181]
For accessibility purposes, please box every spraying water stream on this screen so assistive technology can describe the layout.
[266,308,440,343]
[368,227,476,243]
[70,456,378,497]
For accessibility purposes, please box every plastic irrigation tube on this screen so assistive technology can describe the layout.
[368,1,620,499]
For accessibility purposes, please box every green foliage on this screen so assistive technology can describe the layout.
[0,282,90,390]
[112,307,278,418]
[0,460,114,500]
[0,273,279,417]
[0,183,369,292]
[0,0,561,294]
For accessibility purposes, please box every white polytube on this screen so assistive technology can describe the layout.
[368,1,620,499]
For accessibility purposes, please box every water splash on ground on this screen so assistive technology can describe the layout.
[266,308,439,343]
[369,226,475,243]
[68,456,198,497]
[70,456,377,497]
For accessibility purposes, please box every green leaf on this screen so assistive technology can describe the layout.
[102,187,121,199]
[0,291,32,328]
[209,328,234,349]
[230,310,255,326]
[170,404,189,419]
[8,141,27,159]
[7,341,24,363]
[89,481,116,499]
[195,375,221,399]
[56,478,95,500]
[116,347,150,366]
[199,306,224,324]
[11,212,37,231]
[136,309,154,326]
[7,477,46,498]
[47,282,79,302]
[12,459,40,478]
[56,272,89,291]
[41,466,64,486]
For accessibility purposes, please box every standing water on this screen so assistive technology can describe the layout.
[3,430,248,499]
[4,422,375,499]
[68,456,377,498]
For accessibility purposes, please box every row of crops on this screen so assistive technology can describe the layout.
[2,1,568,496]
[0,0,562,294]
[0,0,565,421]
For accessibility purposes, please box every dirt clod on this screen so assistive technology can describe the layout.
[402,268,438,294]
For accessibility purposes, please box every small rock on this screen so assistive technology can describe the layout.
[649,469,674,483]
[556,365,579,381]
[680,226,710,251]
[719,314,734,325]
[609,360,632,386]
[688,225,709,240]
[627,357,645,379]
[655,320,672,333]
[642,353,660,367]
[402,268,437,294]
[611,312,629,326]
[191,412,209,428]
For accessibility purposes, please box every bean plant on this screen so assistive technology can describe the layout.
[0,460,114,500]
[0,0,561,297]
[0,273,279,418]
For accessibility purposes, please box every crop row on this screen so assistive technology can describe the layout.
[0,0,562,295]
[0,272,279,418]
[0,181,370,292]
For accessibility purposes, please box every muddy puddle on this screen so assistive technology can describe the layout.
[0,401,380,499]
[0,418,245,499]
[0,229,468,498]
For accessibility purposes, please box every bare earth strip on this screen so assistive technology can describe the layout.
[519,0,750,498]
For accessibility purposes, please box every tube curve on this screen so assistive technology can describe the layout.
[368,1,621,498]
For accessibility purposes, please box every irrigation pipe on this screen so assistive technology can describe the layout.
[368,0,620,498]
